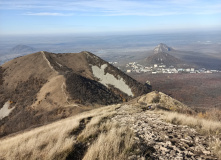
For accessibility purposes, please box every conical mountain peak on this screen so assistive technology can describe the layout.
[154,43,174,54]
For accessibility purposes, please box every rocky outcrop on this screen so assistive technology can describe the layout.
[154,43,174,54]
[112,104,218,160]
[138,91,193,113]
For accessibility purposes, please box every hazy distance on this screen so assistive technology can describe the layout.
[1,31,221,69]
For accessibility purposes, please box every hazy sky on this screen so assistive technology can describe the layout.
[0,0,221,35]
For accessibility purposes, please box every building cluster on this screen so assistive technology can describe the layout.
[125,62,220,74]
[109,62,118,65]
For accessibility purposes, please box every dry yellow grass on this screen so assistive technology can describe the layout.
[77,105,119,142]
[210,138,221,158]
[0,104,135,160]
[0,117,79,160]
[83,125,134,160]
[160,111,221,135]
[197,108,221,122]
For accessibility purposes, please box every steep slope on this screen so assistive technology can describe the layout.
[0,51,151,137]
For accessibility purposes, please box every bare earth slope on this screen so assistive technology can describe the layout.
[0,51,151,137]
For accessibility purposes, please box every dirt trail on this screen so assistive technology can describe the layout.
[41,51,56,72]
[112,104,218,160]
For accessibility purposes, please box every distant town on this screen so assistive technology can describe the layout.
[109,62,221,74]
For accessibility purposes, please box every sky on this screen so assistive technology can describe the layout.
[0,0,221,35]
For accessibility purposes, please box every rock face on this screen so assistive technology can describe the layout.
[0,51,151,137]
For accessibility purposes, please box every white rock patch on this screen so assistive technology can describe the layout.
[0,101,15,120]
[92,64,134,96]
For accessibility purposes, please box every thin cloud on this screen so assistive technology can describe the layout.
[1,0,221,16]
[23,12,73,16]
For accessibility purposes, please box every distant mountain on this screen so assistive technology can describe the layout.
[0,51,151,137]
[10,45,37,54]
[153,43,174,54]
[0,45,38,65]
[145,43,193,68]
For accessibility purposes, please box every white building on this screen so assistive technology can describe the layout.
[178,68,183,72]
[159,65,166,68]
[186,68,191,72]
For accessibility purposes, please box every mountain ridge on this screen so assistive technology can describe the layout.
[0,51,151,137]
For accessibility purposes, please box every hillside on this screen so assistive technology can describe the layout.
[0,51,151,137]
[0,91,220,160]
